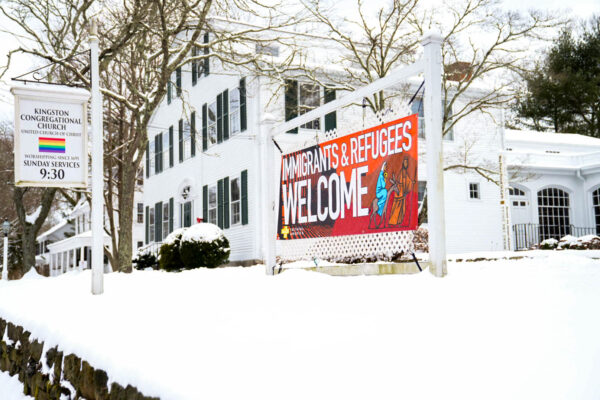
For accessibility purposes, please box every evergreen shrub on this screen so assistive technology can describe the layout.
[179,223,230,269]
[159,228,186,271]
[133,252,158,270]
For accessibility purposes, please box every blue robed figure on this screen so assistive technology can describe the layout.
[375,162,388,216]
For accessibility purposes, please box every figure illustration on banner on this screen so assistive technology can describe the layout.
[368,156,416,229]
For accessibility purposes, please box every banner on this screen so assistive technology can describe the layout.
[11,85,89,188]
[277,114,418,240]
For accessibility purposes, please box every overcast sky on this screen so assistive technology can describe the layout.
[0,0,597,120]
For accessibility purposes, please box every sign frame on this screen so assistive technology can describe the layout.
[11,84,90,188]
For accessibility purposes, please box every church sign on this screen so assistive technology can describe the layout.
[277,114,419,240]
[11,85,90,188]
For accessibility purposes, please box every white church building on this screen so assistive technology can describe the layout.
[141,26,600,263]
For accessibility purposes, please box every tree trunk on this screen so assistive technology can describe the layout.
[116,162,136,273]
[12,187,56,279]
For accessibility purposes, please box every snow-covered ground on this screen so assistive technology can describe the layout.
[0,370,33,400]
[0,253,599,399]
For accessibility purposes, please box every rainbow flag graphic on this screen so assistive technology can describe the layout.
[39,137,66,153]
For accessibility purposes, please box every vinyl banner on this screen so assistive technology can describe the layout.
[11,85,89,188]
[277,114,418,240]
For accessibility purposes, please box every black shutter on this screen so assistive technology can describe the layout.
[285,79,298,134]
[169,126,174,167]
[155,202,162,242]
[203,33,210,76]
[240,78,247,132]
[167,80,172,104]
[203,185,208,222]
[217,179,224,229]
[169,197,174,233]
[224,177,230,229]
[154,135,160,174]
[191,111,196,157]
[178,120,183,162]
[223,90,229,141]
[202,103,208,151]
[192,47,198,86]
[145,142,149,178]
[176,67,182,97]
[241,170,248,225]
[145,206,149,244]
[217,93,223,143]
[324,88,337,132]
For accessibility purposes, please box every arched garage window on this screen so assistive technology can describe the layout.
[538,188,571,241]
[593,188,600,234]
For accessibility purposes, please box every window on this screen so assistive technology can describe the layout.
[509,187,527,207]
[411,98,454,140]
[509,187,525,196]
[137,203,144,224]
[137,241,143,249]
[183,201,192,228]
[162,203,169,240]
[593,188,600,234]
[148,140,155,177]
[469,183,480,199]
[208,101,217,147]
[149,207,155,242]
[255,43,279,57]
[208,185,217,224]
[230,88,241,136]
[230,177,241,225]
[183,121,192,159]
[162,132,169,171]
[538,188,570,241]
[299,83,320,129]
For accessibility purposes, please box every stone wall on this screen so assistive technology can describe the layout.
[0,318,158,400]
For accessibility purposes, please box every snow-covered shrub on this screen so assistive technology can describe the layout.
[133,252,158,270]
[539,238,558,250]
[159,228,187,271]
[179,223,230,269]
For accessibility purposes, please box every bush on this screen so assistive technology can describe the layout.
[133,252,158,270]
[159,228,186,271]
[179,223,230,269]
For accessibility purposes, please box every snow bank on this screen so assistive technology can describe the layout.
[0,254,599,399]
[181,223,224,243]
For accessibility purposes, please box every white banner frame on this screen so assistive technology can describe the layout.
[11,84,90,188]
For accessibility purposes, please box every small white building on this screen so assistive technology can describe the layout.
[505,130,600,249]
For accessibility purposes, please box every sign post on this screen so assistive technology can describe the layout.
[90,20,104,295]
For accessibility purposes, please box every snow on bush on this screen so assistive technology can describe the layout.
[179,223,230,269]
[537,235,600,250]
[133,244,158,270]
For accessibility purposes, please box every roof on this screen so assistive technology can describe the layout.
[505,130,600,148]
[37,219,70,240]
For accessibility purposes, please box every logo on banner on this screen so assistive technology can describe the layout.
[277,114,418,240]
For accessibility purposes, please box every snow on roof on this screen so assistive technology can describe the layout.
[505,129,600,147]
[37,219,70,240]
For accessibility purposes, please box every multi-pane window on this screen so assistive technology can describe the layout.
[230,177,241,225]
[411,98,454,140]
[162,132,169,171]
[469,183,480,199]
[208,102,217,147]
[509,187,527,207]
[183,201,192,228]
[137,203,144,224]
[230,88,241,136]
[208,185,217,224]
[593,188,600,234]
[538,187,570,241]
[183,121,192,160]
[299,83,320,129]
[149,207,155,242]
[162,203,169,240]
[148,140,155,177]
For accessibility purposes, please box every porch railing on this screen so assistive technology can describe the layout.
[512,224,597,250]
